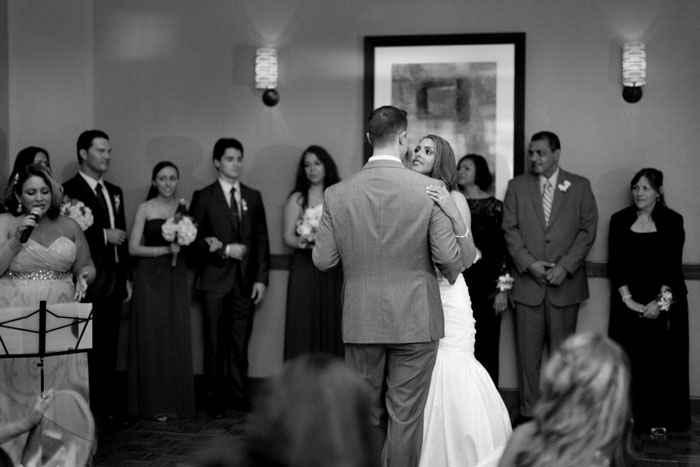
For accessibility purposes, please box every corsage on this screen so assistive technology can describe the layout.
[496,273,514,293]
[656,289,673,312]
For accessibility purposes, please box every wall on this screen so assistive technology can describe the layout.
[5,0,700,395]
[6,0,93,179]
[0,0,8,182]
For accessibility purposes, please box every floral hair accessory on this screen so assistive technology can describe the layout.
[657,289,673,312]
[9,173,19,189]
[496,273,514,292]
[558,180,571,192]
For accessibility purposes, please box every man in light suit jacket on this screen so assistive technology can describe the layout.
[189,138,270,417]
[502,131,598,423]
[313,106,463,467]
[63,129,131,422]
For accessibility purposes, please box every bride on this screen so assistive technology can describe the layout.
[409,135,512,467]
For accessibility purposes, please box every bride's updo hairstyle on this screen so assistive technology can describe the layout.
[3,163,63,220]
[420,135,458,191]
[516,332,631,467]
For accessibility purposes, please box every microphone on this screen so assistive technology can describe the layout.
[19,207,43,243]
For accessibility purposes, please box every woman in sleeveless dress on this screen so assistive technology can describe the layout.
[0,164,95,462]
[127,161,195,420]
[283,146,343,359]
[409,135,512,467]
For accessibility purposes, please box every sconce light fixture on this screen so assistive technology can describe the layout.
[622,42,646,103]
[255,47,279,107]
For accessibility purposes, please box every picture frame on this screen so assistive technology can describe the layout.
[364,33,525,199]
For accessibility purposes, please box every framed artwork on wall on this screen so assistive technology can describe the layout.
[363,33,525,199]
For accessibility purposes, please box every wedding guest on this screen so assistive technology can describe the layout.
[608,168,689,434]
[502,131,598,424]
[192,353,378,467]
[456,154,509,384]
[189,138,270,417]
[12,146,51,173]
[283,145,343,359]
[127,161,195,421]
[497,332,631,467]
[1,147,51,214]
[63,129,131,424]
[0,164,95,463]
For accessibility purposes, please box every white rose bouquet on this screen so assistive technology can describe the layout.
[161,199,198,267]
[60,197,94,231]
[295,204,323,248]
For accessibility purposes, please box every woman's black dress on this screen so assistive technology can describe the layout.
[284,247,344,359]
[127,219,196,419]
[608,206,689,432]
[463,197,508,384]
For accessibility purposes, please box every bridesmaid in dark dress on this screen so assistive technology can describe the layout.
[127,161,195,420]
[283,146,343,359]
[608,168,689,434]
[456,154,509,385]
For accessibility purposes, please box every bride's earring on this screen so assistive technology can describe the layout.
[16,203,21,214]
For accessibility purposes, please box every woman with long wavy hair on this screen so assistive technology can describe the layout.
[409,134,511,467]
[497,332,631,467]
[282,145,343,359]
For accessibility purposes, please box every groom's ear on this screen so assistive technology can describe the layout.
[365,132,372,145]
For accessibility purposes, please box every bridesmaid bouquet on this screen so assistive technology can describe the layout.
[60,197,94,231]
[161,199,198,267]
[296,204,323,248]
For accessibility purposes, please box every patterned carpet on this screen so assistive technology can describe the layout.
[92,411,700,467]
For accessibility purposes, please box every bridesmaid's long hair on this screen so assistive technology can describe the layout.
[147,161,180,200]
[419,135,458,191]
[289,145,340,209]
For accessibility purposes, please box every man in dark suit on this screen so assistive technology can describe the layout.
[502,131,598,423]
[189,138,270,417]
[313,106,463,467]
[63,129,131,421]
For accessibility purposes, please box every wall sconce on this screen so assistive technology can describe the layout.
[622,42,646,103]
[255,47,279,107]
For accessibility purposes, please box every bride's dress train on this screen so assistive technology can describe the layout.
[419,274,512,467]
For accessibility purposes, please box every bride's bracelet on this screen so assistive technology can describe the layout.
[455,228,470,239]
[6,238,22,255]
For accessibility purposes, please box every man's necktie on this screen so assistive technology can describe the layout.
[230,186,240,230]
[95,183,109,215]
[96,183,119,262]
[542,180,553,226]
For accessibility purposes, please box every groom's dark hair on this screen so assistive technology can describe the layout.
[367,106,407,147]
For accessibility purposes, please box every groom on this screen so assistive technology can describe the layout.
[313,106,463,467]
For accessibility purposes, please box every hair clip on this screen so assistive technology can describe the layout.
[9,173,19,189]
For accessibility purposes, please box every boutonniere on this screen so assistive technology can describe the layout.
[113,194,121,212]
[558,180,571,192]
[240,198,248,213]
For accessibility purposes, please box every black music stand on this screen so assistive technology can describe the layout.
[0,300,93,393]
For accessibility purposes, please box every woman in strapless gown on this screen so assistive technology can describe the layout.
[127,161,195,420]
[410,135,512,467]
[0,163,95,462]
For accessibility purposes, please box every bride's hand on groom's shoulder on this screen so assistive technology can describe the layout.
[425,185,457,217]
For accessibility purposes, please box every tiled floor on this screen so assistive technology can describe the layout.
[93,412,248,467]
[93,412,700,467]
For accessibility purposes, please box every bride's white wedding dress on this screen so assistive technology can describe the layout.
[419,273,512,467]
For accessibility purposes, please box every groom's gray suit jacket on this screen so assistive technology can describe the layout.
[312,158,463,344]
